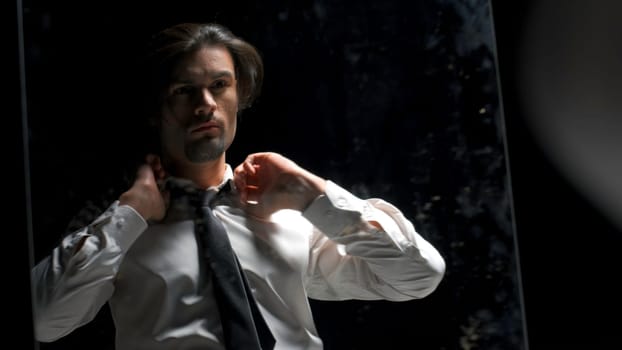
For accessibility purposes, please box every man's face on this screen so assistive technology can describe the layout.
[159,44,238,168]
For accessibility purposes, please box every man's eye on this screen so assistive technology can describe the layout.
[211,80,228,91]
[172,86,195,96]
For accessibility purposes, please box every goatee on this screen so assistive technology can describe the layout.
[185,136,225,162]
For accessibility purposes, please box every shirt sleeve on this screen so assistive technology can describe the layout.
[31,201,147,342]
[302,181,446,301]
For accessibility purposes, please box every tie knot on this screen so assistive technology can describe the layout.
[166,178,231,208]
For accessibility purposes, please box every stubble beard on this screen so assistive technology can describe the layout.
[185,136,226,163]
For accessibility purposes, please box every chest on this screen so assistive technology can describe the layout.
[118,207,313,292]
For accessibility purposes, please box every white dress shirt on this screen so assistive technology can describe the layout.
[32,165,445,350]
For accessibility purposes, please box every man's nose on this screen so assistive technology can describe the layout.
[195,88,216,116]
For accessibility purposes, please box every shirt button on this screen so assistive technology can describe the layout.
[336,198,347,208]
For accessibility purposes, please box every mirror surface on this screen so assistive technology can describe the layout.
[23,0,526,349]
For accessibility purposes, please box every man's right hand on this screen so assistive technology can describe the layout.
[119,154,169,221]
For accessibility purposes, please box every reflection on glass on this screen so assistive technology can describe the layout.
[23,0,526,349]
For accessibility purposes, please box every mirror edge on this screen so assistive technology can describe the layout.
[11,0,39,348]
[489,1,531,349]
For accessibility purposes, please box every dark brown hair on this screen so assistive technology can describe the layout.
[143,22,264,113]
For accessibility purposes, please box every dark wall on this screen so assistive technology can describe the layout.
[22,1,525,349]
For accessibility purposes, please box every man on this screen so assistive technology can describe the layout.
[31,22,445,350]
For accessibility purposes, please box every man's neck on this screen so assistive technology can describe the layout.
[172,155,227,189]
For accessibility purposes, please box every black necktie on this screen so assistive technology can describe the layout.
[170,180,275,350]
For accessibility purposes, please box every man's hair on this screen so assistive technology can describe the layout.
[143,22,264,114]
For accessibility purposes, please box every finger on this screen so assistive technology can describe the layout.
[233,164,246,186]
[233,167,248,203]
[233,162,244,176]
[146,154,165,179]
[146,154,157,165]
[162,189,171,209]
[155,163,166,181]
[154,155,164,174]
[243,158,257,176]
[136,164,156,185]
[235,183,247,204]
[234,168,260,205]
[245,184,260,205]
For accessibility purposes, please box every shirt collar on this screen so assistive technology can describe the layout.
[163,164,234,193]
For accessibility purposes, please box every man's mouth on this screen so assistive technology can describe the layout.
[190,120,221,133]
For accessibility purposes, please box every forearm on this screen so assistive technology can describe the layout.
[32,202,147,341]
[304,181,445,301]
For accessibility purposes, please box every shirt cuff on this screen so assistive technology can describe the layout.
[94,201,148,252]
[302,180,372,237]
